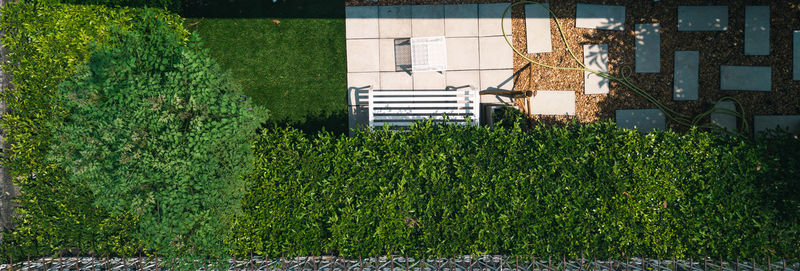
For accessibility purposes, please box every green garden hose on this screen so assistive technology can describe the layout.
[501,1,750,135]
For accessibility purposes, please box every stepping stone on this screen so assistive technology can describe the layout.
[720,66,771,91]
[745,6,770,56]
[575,4,625,31]
[347,39,379,73]
[616,109,666,133]
[379,6,411,39]
[446,37,479,70]
[583,44,609,95]
[413,71,446,90]
[754,115,800,135]
[794,31,800,81]
[478,3,512,37]
[380,71,413,91]
[347,72,380,106]
[412,5,445,37]
[445,4,478,37]
[479,69,514,104]
[710,101,737,132]
[678,6,728,31]
[525,3,552,54]
[479,36,514,70]
[346,6,379,39]
[529,91,575,116]
[673,51,699,100]
[635,23,661,73]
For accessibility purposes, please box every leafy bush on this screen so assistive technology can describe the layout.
[46,10,267,259]
[61,0,182,13]
[233,120,800,259]
[0,1,187,258]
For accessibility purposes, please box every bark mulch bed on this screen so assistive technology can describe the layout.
[346,0,800,130]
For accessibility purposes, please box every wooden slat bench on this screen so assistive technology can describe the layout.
[368,86,480,127]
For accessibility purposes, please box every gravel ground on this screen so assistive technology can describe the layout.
[346,0,800,130]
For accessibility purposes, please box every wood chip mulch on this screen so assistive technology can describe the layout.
[347,0,800,130]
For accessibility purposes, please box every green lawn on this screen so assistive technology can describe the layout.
[185,2,347,133]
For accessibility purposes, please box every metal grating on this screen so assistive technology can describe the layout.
[410,36,447,73]
[394,38,412,72]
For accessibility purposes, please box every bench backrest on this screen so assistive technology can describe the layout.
[368,86,480,127]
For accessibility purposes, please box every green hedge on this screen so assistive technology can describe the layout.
[0,1,188,258]
[60,0,182,13]
[232,119,800,259]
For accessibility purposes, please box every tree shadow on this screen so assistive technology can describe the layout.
[181,0,345,18]
[266,110,349,136]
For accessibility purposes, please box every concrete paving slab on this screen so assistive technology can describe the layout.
[745,6,769,56]
[583,44,609,94]
[673,51,699,100]
[720,66,771,91]
[379,39,396,72]
[710,101,737,132]
[412,5,445,37]
[379,6,411,39]
[754,115,800,135]
[479,36,514,70]
[616,109,666,133]
[446,37,479,70]
[347,72,380,106]
[479,3,512,37]
[380,71,413,91]
[445,4,479,37]
[347,39,380,73]
[413,71,446,90]
[794,31,800,81]
[525,3,552,54]
[635,23,660,73]
[480,69,514,104]
[529,91,575,115]
[575,4,625,31]
[678,6,728,31]
[346,6,379,39]
[446,70,480,91]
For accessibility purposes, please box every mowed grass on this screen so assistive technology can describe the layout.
[186,15,347,133]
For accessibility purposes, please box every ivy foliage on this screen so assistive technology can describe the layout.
[234,118,800,259]
[46,10,267,259]
[0,0,187,258]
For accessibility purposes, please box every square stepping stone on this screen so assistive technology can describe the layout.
[754,115,800,135]
[635,23,660,73]
[446,37,479,70]
[529,91,575,116]
[745,6,769,56]
[575,4,625,31]
[794,31,800,81]
[346,6,379,39]
[380,71,413,91]
[720,66,771,91]
[480,69,514,104]
[479,3,512,37]
[616,109,666,133]
[347,72,380,106]
[710,101,737,132]
[379,6,411,39]
[446,70,480,91]
[347,39,380,73]
[525,3,552,54]
[412,5,445,37]
[678,6,728,31]
[673,51,699,100]
[445,4,478,37]
[479,36,514,70]
[413,71,446,90]
[583,44,609,95]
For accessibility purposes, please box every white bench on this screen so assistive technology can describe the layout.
[368,86,480,127]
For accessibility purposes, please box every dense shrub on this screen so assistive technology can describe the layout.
[0,1,187,258]
[44,9,267,259]
[233,120,800,259]
[60,0,182,13]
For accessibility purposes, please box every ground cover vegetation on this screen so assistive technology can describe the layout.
[1,0,799,265]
